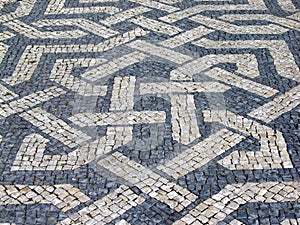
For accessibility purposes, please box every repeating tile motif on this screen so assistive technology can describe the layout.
[0,0,299,224]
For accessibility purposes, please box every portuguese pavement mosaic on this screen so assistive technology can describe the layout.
[0,0,299,224]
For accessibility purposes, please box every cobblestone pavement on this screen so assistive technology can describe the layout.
[0,0,299,224]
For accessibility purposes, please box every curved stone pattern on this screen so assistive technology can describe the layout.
[0,0,299,224]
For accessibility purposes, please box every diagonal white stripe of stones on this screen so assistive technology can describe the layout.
[58,185,146,225]
[49,58,108,97]
[0,0,36,23]
[189,14,288,35]
[0,31,15,41]
[0,83,19,104]
[159,0,267,23]
[219,14,300,32]
[157,129,245,179]
[115,220,132,225]
[226,217,300,225]
[248,85,300,123]
[0,87,66,120]
[3,19,87,39]
[173,182,300,225]
[45,0,120,15]
[0,184,91,213]
[33,18,119,38]
[0,43,9,66]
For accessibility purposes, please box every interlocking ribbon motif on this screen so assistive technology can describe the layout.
[0,0,299,224]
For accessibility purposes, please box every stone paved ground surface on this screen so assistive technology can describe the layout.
[0,0,299,224]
